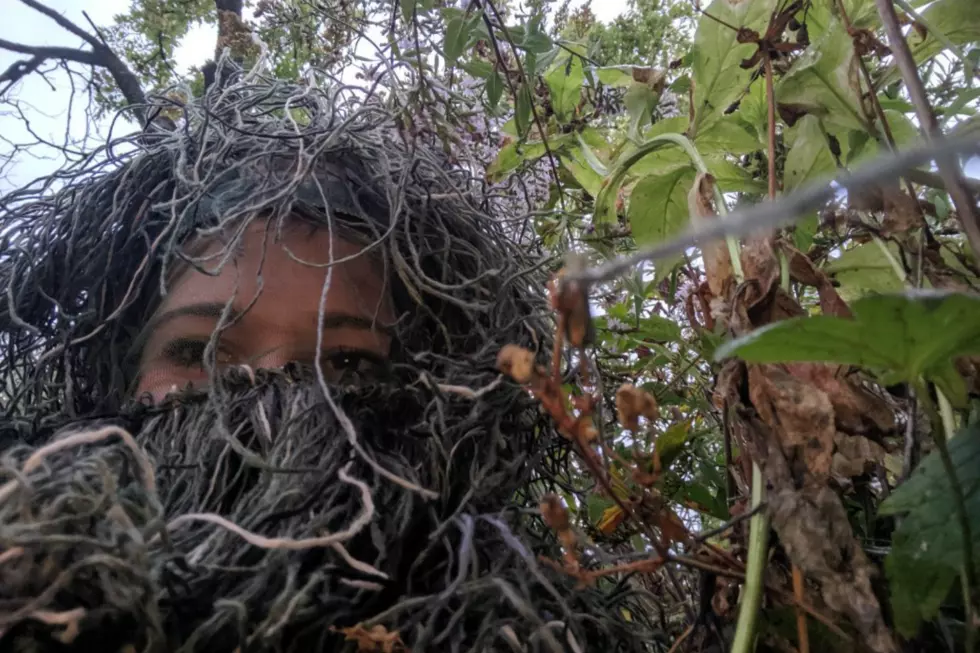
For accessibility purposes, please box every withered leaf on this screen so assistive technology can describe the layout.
[748,364,836,483]
[688,172,734,300]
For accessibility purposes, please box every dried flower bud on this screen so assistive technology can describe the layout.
[496,344,537,384]
[616,384,659,431]
[539,493,570,533]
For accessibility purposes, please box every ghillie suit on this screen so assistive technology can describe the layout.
[0,73,659,652]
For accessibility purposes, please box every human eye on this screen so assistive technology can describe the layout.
[320,347,390,384]
[159,337,209,369]
[159,337,235,370]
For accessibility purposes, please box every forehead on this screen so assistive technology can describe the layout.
[159,220,390,315]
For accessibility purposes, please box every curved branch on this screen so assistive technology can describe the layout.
[0,14,147,126]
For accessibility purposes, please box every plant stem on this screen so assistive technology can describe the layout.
[875,0,980,259]
[891,0,976,84]
[916,383,977,652]
[731,463,769,653]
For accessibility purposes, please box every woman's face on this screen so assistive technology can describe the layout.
[135,221,394,402]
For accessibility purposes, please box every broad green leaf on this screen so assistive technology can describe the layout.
[639,314,683,343]
[400,0,416,22]
[691,0,778,135]
[695,117,762,154]
[879,425,980,636]
[486,71,503,109]
[678,482,729,520]
[776,21,868,134]
[737,78,768,142]
[879,0,980,87]
[487,135,571,181]
[625,82,661,139]
[705,157,768,194]
[596,65,636,88]
[444,16,467,64]
[560,147,604,196]
[625,117,692,177]
[792,213,820,252]
[715,291,980,404]
[825,241,906,300]
[628,168,696,246]
[848,110,921,166]
[782,115,836,192]
[462,60,493,78]
[546,55,585,121]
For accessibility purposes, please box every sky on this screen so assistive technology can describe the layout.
[0,0,632,191]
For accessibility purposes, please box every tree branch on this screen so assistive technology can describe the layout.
[17,0,102,48]
[0,3,148,126]
[875,0,980,259]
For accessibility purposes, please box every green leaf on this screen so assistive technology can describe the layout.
[486,71,503,109]
[825,241,906,301]
[879,0,980,87]
[782,115,836,192]
[587,494,614,523]
[639,314,683,343]
[691,0,778,134]
[560,147,604,196]
[624,82,661,139]
[792,213,819,252]
[705,157,767,194]
[628,168,695,246]
[715,291,980,404]
[879,424,980,636]
[945,87,980,118]
[695,117,761,155]
[657,422,690,470]
[515,84,533,136]
[462,60,493,78]
[444,16,466,64]
[400,0,416,22]
[776,21,868,134]
[546,55,585,121]
[487,136,571,182]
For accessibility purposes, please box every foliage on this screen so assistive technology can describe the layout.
[3,0,980,650]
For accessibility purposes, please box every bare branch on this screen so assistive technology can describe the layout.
[567,135,980,287]
[0,4,148,126]
[16,0,103,48]
[875,0,980,259]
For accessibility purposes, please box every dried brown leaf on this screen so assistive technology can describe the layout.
[782,242,853,318]
[616,383,659,431]
[785,363,896,436]
[739,234,779,308]
[496,345,538,384]
[768,485,897,653]
[688,172,734,300]
[880,187,924,237]
[748,364,836,483]
[333,625,408,653]
[832,433,886,480]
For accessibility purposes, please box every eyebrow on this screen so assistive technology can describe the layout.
[142,301,395,341]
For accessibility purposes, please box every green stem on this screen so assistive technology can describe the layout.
[917,383,977,652]
[872,235,910,284]
[732,463,769,653]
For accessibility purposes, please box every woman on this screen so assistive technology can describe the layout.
[0,75,654,651]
